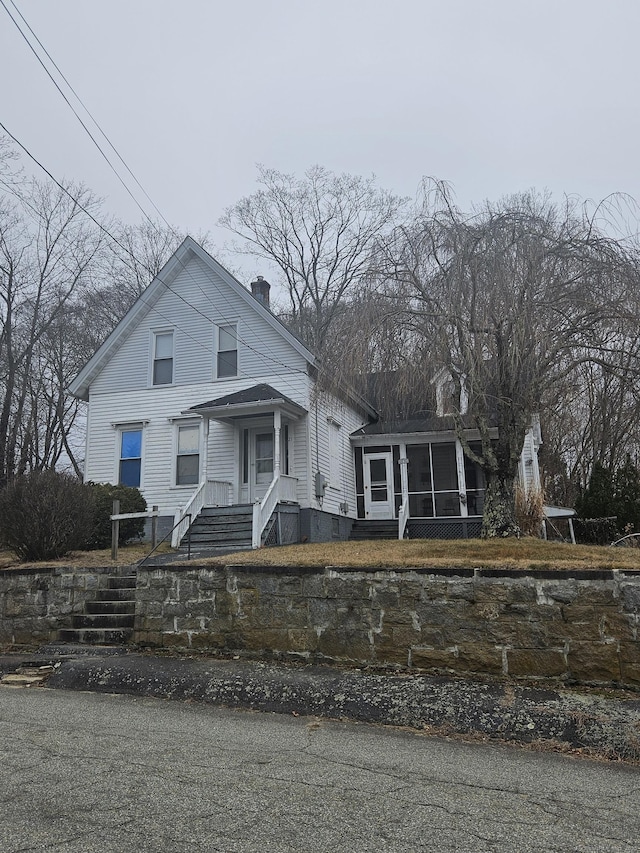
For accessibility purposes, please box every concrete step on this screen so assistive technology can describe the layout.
[189,519,252,532]
[71,614,135,630]
[94,588,137,602]
[188,529,252,543]
[108,575,137,589]
[86,600,136,615]
[199,505,253,517]
[58,628,133,645]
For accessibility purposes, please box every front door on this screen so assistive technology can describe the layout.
[241,428,274,502]
[363,452,395,519]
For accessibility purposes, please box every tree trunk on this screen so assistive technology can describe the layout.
[481,471,520,538]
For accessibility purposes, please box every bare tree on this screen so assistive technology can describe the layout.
[0,177,105,484]
[220,165,407,360]
[385,184,635,537]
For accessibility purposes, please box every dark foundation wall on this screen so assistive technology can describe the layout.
[299,509,354,543]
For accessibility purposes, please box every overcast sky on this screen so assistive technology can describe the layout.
[3,0,640,261]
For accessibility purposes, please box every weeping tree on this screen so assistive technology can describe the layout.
[384,184,636,538]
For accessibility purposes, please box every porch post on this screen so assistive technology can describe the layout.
[202,417,210,482]
[273,409,281,477]
[399,442,409,507]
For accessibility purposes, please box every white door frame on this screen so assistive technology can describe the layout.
[363,451,395,519]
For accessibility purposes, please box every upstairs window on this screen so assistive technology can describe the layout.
[217,323,237,378]
[119,429,142,488]
[176,424,200,485]
[153,331,174,385]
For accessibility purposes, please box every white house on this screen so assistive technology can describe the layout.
[70,237,543,550]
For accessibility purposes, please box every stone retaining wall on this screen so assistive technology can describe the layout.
[0,566,119,646]
[3,563,640,688]
[134,565,640,688]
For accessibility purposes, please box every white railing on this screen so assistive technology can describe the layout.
[205,479,232,506]
[279,474,298,503]
[171,481,206,548]
[398,500,409,540]
[252,475,280,549]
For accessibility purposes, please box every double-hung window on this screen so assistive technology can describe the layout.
[176,423,200,485]
[153,331,174,385]
[119,429,142,488]
[217,323,237,378]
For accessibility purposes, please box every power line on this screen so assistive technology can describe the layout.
[1,3,314,385]
[0,121,312,392]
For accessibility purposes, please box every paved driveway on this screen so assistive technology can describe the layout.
[1,686,638,852]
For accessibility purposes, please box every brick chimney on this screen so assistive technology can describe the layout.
[250,275,270,308]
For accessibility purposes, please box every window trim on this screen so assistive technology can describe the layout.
[172,420,202,487]
[150,329,175,387]
[215,321,238,380]
[115,423,145,489]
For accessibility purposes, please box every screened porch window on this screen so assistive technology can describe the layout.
[406,442,460,517]
[119,429,142,488]
[464,441,486,516]
[176,424,200,485]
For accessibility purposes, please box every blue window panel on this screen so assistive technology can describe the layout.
[119,458,141,488]
[121,430,141,459]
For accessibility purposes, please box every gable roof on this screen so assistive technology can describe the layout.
[68,237,317,401]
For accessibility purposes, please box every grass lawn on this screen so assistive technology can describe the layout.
[2,538,640,572]
[190,537,640,571]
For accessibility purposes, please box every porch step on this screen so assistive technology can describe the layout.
[178,505,254,552]
[56,572,137,646]
[349,520,399,540]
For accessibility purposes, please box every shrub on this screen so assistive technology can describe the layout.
[0,470,95,561]
[85,482,147,550]
[573,517,619,546]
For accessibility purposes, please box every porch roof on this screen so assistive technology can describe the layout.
[351,413,495,438]
[187,383,307,421]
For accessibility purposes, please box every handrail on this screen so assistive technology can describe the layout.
[252,474,280,549]
[138,514,192,567]
[171,480,206,548]
[398,500,409,540]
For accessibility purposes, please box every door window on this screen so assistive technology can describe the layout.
[255,432,274,484]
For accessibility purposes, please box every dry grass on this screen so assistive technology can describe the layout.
[177,537,640,571]
[2,537,640,573]
[0,542,173,571]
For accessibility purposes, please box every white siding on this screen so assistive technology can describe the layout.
[86,372,314,517]
[90,255,308,395]
[309,392,369,517]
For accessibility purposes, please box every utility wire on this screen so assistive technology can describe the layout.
[1,1,316,387]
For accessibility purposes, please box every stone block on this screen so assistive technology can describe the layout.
[240,628,289,652]
[455,643,503,675]
[620,662,640,686]
[540,582,578,604]
[572,585,617,607]
[567,641,621,683]
[621,583,640,612]
[287,628,317,652]
[506,648,566,678]
[619,642,640,665]
[411,646,458,670]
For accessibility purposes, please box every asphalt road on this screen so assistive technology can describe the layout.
[1,687,638,853]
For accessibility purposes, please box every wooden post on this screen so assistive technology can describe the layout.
[111,499,120,562]
[151,505,158,550]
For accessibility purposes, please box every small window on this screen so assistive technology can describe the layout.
[217,323,237,378]
[120,429,142,487]
[153,331,173,385]
[176,424,200,485]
